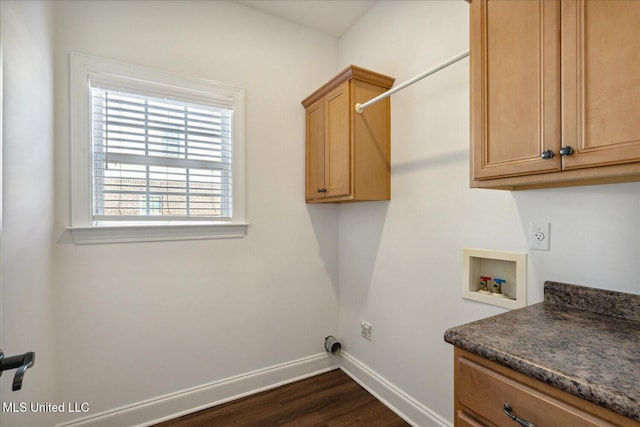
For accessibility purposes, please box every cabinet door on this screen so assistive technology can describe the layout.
[471,0,561,181]
[305,97,325,201]
[324,81,351,198]
[561,0,640,170]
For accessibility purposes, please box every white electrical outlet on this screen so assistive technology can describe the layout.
[361,320,372,341]
[529,221,550,251]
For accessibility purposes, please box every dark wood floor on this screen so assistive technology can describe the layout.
[154,369,410,426]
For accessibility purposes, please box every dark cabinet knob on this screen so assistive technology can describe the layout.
[317,188,327,193]
[559,146,574,156]
[540,150,554,160]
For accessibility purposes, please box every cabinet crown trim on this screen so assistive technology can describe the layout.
[301,65,395,107]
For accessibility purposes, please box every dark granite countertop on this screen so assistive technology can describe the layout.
[444,281,640,421]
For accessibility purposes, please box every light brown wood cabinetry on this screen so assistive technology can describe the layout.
[471,0,640,190]
[302,66,394,202]
[471,0,562,182]
[561,0,640,171]
[454,348,639,427]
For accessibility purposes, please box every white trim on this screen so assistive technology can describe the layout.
[54,351,451,427]
[67,222,249,244]
[56,353,339,427]
[68,52,246,243]
[339,352,452,427]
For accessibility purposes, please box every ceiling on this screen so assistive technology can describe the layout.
[236,0,377,38]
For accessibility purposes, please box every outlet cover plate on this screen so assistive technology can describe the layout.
[361,320,372,341]
[529,222,550,251]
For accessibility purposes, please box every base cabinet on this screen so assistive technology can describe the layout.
[302,66,394,203]
[454,348,640,427]
[456,410,484,427]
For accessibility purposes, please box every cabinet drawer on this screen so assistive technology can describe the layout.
[457,356,613,427]
[456,410,485,427]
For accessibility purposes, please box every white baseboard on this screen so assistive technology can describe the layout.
[339,351,452,427]
[56,353,339,427]
[56,351,451,427]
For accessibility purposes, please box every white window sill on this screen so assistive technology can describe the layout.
[67,222,249,244]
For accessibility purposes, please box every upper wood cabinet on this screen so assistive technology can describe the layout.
[471,0,640,190]
[561,0,640,170]
[471,0,562,181]
[302,66,394,203]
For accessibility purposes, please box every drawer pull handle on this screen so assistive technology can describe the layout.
[504,403,536,427]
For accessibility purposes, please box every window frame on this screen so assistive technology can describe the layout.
[68,52,247,244]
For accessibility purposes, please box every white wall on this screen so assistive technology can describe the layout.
[4,1,640,426]
[49,0,339,424]
[1,1,57,425]
[337,0,640,424]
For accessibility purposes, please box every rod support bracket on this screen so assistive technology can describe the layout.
[354,103,364,114]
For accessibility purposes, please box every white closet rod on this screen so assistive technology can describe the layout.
[355,50,469,114]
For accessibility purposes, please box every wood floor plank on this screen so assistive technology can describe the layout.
[153,369,410,426]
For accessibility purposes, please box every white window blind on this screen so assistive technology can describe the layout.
[69,53,246,244]
[90,83,233,222]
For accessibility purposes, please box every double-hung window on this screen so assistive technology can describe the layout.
[69,53,246,243]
